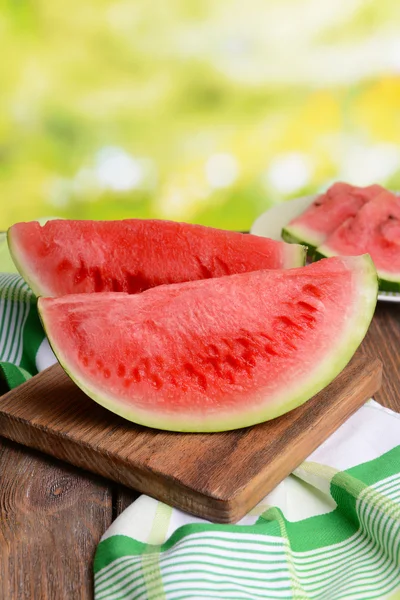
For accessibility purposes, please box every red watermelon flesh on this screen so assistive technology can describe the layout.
[282,183,384,249]
[38,255,378,432]
[8,219,305,297]
[317,190,400,291]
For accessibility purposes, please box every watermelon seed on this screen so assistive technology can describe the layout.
[259,333,274,343]
[225,354,241,369]
[195,256,213,279]
[264,344,279,356]
[74,262,106,292]
[144,319,158,332]
[242,350,257,367]
[208,344,220,357]
[283,338,297,350]
[126,271,151,294]
[236,337,251,349]
[112,278,123,292]
[225,371,236,384]
[297,301,317,313]
[197,374,207,391]
[214,256,230,275]
[302,284,322,299]
[275,316,303,331]
[154,355,164,368]
[142,358,151,373]
[222,337,235,351]
[103,369,111,379]
[168,374,178,387]
[204,355,222,376]
[96,359,103,369]
[273,326,298,350]
[150,375,163,390]
[131,368,142,382]
[184,363,208,391]
[58,258,73,274]
[81,356,89,367]
[92,267,104,292]
[301,313,316,327]
[117,364,126,377]
[74,260,89,285]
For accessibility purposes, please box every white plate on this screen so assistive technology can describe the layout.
[250,196,400,304]
[250,195,315,241]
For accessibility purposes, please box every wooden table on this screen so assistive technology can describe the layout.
[0,301,399,599]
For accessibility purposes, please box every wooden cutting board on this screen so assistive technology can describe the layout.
[0,353,381,523]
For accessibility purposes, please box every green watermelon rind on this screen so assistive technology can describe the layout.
[7,218,63,296]
[281,227,315,249]
[377,278,400,293]
[281,225,321,251]
[281,227,308,246]
[281,226,318,258]
[7,228,42,297]
[315,247,400,293]
[38,255,378,432]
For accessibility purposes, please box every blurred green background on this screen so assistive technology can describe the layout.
[2,0,400,230]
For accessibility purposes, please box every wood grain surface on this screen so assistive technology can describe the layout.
[0,301,398,598]
[360,302,400,411]
[0,438,112,600]
[0,352,381,524]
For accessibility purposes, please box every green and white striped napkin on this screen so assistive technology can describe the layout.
[1,234,399,600]
[95,405,400,600]
[0,233,56,390]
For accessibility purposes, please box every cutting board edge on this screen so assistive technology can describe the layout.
[0,355,383,523]
[0,411,243,522]
[218,356,383,522]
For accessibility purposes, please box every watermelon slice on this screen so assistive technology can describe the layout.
[8,219,306,297]
[282,183,384,251]
[316,190,400,292]
[38,255,377,432]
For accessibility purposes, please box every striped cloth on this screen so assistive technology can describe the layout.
[94,404,400,600]
[0,234,399,600]
[0,232,56,389]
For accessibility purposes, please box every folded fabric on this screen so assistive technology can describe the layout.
[0,272,56,390]
[94,401,400,600]
[0,243,399,600]
[0,233,56,387]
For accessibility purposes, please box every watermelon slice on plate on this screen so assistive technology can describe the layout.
[316,190,400,292]
[8,219,306,297]
[281,183,384,252]
[38,255,378,432]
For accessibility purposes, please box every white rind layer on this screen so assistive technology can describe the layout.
[282,243,307,269]
[7,229,51,297]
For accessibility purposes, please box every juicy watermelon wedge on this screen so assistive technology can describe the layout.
[38,256,378,432]
[8,219,306,297]
[282,183,384,251]
[316,190,400,292]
